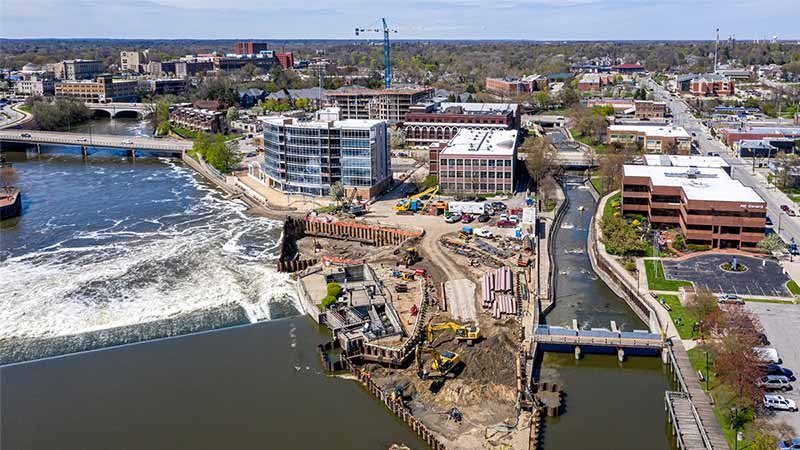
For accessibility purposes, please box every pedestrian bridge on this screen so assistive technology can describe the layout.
[0,130,192,155]
[85,102,155,118]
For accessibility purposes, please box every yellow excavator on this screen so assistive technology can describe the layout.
[426,322,481,345]
[401,247,420,266]
[415,344,461,380]
[394,186,439,213]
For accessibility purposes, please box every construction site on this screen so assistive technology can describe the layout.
[280,171,550,450]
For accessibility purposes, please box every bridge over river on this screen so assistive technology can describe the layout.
[0,130,193,156]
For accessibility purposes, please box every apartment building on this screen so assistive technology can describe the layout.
[437,129,519,195]
[607,125,691,153]
[169,107,224,133]
[403,101,520,147]
[233,42,270,55]
[622,164,766,249]
[52,59,105,80]
[54,75,137,103]
[484,75,546,95]
[676,74,734,96]
[324,85,434,122]
[120,50,148,72]
[254,117,391,199]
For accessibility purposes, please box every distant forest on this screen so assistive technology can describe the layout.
[2,39,799,91]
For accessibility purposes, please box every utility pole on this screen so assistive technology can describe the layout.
[714,28,720,73]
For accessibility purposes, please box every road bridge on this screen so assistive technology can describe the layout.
[0,129,192,157]
[85,102,155,118]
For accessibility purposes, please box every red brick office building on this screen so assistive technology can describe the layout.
[403,102,519,147]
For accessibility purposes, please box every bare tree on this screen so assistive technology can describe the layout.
[520,136,557,188]
[685,288,720,340]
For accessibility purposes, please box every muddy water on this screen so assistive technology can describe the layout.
[539,176,672,450]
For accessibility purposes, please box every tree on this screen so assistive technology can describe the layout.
[685,288,720,339]
[520,136,557,188]
[326,282,343,298]
[774,153,800,190]
[560,85,580,107]
[226,106,239,123]
[747,419,795,450]
[192,133,241,173]
[389,128,406,149]
[711,306,766,408]
[600,214,647,256]
[757,233,785,253]
[194,75,238,105]
[329,181,345,203]
[154,99,171,136]
[240,63,260,80]
[321,295,338,309]
[31,98,92,131]
[294,98,310,110]
[535,90,551,110]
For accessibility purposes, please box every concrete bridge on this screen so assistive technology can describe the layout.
[554,150,598,169]
[85,102,155,119]
[0,129,192,157]
[533,323,666,361]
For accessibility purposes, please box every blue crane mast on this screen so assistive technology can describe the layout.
[355,18,398,88]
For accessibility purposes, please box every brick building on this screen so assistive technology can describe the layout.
[608,125,691,153]
[234,42,270,55]
[720,126,800,146]
[54,75,137,103]
[403,101,519,147]
[169,107,225,133]
[677,74,735,97]
[437,129,519,195]
[633,100,667,119]
[484,75,546,95]
[52,59,104,81]
[276,52,294,70]
[622,164,766,249]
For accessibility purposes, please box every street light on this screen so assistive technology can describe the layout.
[704,350,710,391]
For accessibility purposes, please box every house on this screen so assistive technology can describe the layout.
[239,88,267,108]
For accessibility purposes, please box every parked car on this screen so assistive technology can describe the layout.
[474,228,494,238]
[756,347,783,364]
[778,438,800,449]
[20,133,31,138]
[508,214,519,223]
[782,205,791,213]
[764,394,798,412]
[445,214,462,224]
[121,140,134,145]
[766,216,774,226]
[497,220,516,228]
[762,364,795,381]
[790,210,797,217]
[478,213,491,223]
[461,214,474,224]
[756,375,793,391]
[491,202,507,211]
[758,333,771,346]
[717,294,744,305]
[77,137,88,142]
[499,213,508,221]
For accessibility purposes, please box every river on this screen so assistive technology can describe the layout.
[538,176,673,450]
[0,117,428,450]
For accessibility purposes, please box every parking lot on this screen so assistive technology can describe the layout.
[748,301,800,431]
[662,254,791,297]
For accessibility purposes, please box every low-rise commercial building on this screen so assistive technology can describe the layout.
[608,125,691,153]
[138,78,187,95]
[676,74,735,96]
[15,76,55,96]
[611,63,645,73]
[634,100,667,119]
[54,75,138,103]
[721,126,800,146]
[484,75,546,95]
[169,107,225,133]
[643,154,731,175]
[403,101,520,147]
[622,164,766,249]
[253,117,391,199]
[437,129,519,195]
[175,60,215,78]
[233,42,270,55]
[324,85,434,122]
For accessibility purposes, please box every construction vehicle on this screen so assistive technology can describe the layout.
[391,270,415,282]
[394,186,439,214]
[394,282,408,293]
[401,247,420,266]
[415,344,461,380]
[426,322,481,345]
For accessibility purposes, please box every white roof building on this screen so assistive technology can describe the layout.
[623,164,762,203]
[439,129,519,157]
[643,154,730,170]
[609,125,691,139]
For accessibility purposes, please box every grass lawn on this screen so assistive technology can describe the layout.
[590,175,605,194]
[787,280,800,296]
[744,297,796,304]
[18,104,32,113]
[657,294,698,339]
[172,125,241,142]
[687,346,757,449]
[644,259,692,291]
[603,191,621,220]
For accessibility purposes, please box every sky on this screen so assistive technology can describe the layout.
[1,0,799,40]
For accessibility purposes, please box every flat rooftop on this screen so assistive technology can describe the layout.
[643,154,730,169]
[623,165,764,203]
[440,129,518,157]
[437,102,518,114]
[609,124,690,138]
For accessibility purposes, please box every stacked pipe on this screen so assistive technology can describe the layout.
[481,266,516,318]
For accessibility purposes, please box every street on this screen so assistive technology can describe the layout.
[645,77,800,247]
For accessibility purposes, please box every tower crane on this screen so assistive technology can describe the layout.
[355,18,398,88]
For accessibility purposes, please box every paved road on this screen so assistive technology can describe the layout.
[0,103,33,130]
[747,301,800,433]
[644,77,800,247]
[0,129,193,153]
